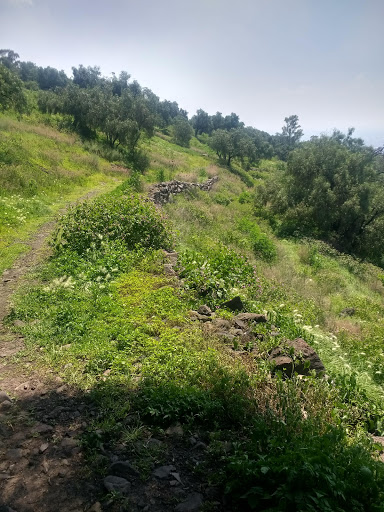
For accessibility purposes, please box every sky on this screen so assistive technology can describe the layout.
[1,0,383,146]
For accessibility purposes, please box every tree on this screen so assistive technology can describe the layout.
[274,115,303,160]
[72,65,101,88]
[259,133,384,263]
[37,66,68,90]
[191,109,212,137]
[209,128,253,166]
[0,64,26,113]
[172,115,193,147]
[211,111,225,131]
[0,49,20,70]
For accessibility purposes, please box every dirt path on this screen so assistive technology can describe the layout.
[0,188,114,512]
[0,185,225,512]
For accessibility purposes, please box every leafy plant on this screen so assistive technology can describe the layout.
[178,244,256,306]
[52,193,172,254]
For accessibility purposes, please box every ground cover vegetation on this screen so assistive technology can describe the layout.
[2,49,384,510]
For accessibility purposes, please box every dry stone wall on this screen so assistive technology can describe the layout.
[149,176,218,205]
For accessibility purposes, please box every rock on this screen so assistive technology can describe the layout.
[233,313,267,323]
[0,391,12,404]
[164,264,176,276]
[211,319,231,329]
[191,441,207,451]
[60,437,79,455]
[340,307,355,317]
[175,492,204,512]
[0,401,12,412]
[39,443,49,453]
[197,305,212,316]
[147,437,163,448]
[221,296,244,311]
[189,311,212,322]
[166,423,184,436]
[87,503,102,512]
[268,338,325,377]
[103,475,131,494]
[34,423,53,434]
[5,448,25,461]
[233,319,247,329]
[0,506,18,512]
[152,465,176,479]
[110,460,139,479]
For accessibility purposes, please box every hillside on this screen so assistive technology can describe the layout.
[1,115,384,512]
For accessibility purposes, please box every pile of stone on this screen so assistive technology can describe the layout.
[190,303,326,378]
[149,176,218,205]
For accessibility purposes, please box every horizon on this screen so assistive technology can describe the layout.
[1,0,383,147]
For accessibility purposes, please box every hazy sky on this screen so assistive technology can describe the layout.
[1,0,383,145]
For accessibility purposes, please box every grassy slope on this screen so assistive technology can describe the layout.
[5,127,384,510]
[0,116,126,273]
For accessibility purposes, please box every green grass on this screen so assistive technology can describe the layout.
[4,118,384,510]
[0,115,126,273]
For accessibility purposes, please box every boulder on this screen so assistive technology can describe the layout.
[221,296,244,311]
[197,305,212,316]
[268,338,325,377]
[340,307,355,317]
[233,313,267,323]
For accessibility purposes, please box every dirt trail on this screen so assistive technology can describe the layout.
[0,185,224,512]
[0,189,112,512]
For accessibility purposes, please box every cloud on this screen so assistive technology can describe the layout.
[4,0,34,5]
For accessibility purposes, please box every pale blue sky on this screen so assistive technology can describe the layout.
[1,0,383,145]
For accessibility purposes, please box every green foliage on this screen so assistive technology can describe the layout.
[53,193,172,254]
[0,63,27,113]
[273,114,303,161]
[238,218,277,262]
[179,245,256,307]
[259,133,384,265]
[172,115,193,147]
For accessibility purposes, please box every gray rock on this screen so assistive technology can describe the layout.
[39,443,49,453]
[152,465,176,479]
[0,391,12,404]
[340,307,355,317]
[164,264,176,276]
[6,448,24,461]
[221,296,244,311]
[0,400,12,412]
[268,338,325,377]
[103,475,131,494]
[34,423,53,434]
[234,312,267,323]
[166,423,184,436]
[175,492,204,512]
[197,305,212,316]
[110,460,139,479]
[211,319,231,329]
[87,503,102,512]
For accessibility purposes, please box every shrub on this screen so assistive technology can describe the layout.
[179,244,256,306]
[238,218,277,262]
[52,193,172,255]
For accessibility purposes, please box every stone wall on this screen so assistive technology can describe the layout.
[149,176,218,205]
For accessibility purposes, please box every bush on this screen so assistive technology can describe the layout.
[53,193,172,255]
[179,244,256,307]
[238,218,277,262]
